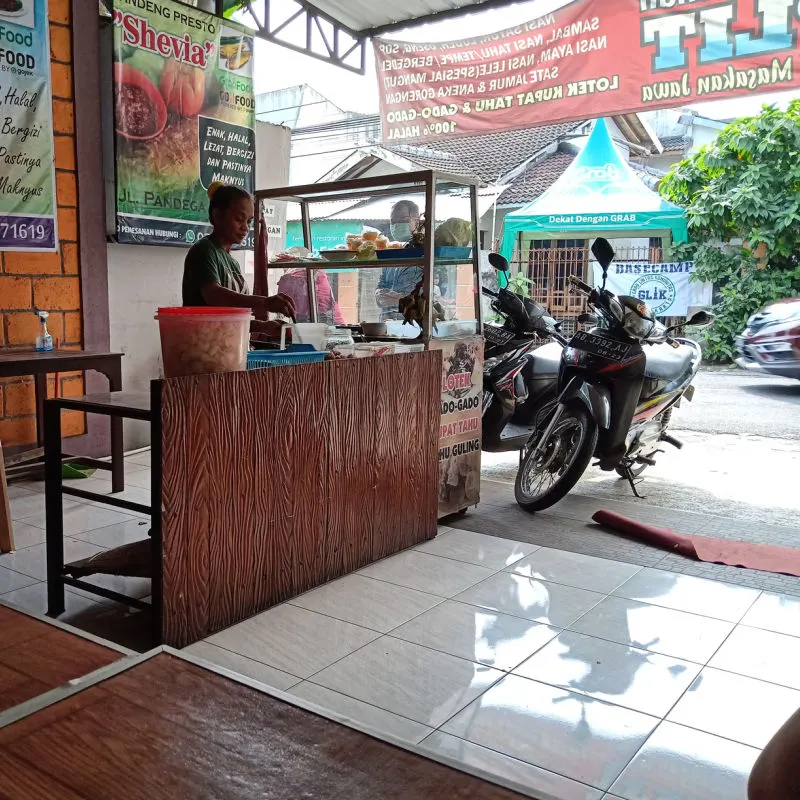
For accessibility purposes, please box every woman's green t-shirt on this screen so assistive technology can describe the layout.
[182,236,249,306]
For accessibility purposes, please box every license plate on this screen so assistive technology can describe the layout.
[484,326,515,346]
[570,330,631,362]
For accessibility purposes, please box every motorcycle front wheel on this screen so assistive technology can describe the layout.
[515,405,598,512]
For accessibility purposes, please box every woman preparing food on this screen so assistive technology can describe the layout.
[182,183,295,334]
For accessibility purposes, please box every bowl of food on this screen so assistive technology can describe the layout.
[114,63,167,141]
[320,250,356,263]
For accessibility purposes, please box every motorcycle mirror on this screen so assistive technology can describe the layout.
[591,237,615,268]
[686,310,715,327]
[488,252,510,272]
[578,312,598,325]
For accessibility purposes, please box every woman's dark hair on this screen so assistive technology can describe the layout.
[208,184,251,224]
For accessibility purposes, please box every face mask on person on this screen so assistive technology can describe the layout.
[390,222,412,242]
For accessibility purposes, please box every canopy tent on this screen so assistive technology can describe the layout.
[500,118,688,260]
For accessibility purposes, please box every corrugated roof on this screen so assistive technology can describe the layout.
[302,0,529,34]
[659,134,691,153]
[496,150,574,206]
[385,120,588,184]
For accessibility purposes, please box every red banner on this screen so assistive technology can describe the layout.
[375,0,800,141]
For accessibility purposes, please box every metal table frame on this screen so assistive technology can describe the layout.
[44,389,162,643]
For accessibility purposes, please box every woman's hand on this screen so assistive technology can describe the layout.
[255,293,296,320]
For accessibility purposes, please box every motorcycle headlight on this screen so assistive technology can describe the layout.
[623,308,656,340]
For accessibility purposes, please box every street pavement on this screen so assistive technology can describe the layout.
[482,368,800,529]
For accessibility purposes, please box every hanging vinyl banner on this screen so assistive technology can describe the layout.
[112,0,255,246]
[0,0,58,251]
[375,0,800,141]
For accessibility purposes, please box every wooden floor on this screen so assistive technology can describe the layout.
[0,606,121,714]
[0,652,528,800]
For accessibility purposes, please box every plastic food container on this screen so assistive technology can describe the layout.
[247,345,327,369]
[155,307,251,378]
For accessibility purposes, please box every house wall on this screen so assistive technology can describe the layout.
[0,0,86,448]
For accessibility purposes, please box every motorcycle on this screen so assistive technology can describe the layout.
[514,237,714,512]
[482,253,568,453]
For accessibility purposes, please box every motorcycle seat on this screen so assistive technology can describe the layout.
[644,342,696,380]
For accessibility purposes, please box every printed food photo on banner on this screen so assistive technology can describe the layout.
[112,0,255,246]
[0,0,58,250]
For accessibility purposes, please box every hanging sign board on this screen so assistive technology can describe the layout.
[592,261,699,317]
[112,0,255,246]
[375,0,800,141]
[430,336,483,518]
[0,0,58,251]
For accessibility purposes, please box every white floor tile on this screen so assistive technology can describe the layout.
[289,681,433,743]
[514,631,701,718]
[289,574,441,633]
[421,731,603,800]
[119,469,152,490]
[0,565,38,593]
[125,450,152,467]
[358,550,494,597]
[0,581,105,620]
[454,571,605,627]
[8,521,47,550]
[569,595,735,664]
[183,641,300,691]
[20,504,138,537]
[0,538,106,581]
[206,604,379,679]
[68,477,151,511]
[415,529,537,571]
[6,483,37,500]
[310,636,504,727]
[613,568,761,623]
[10,491,79,521]
[441,673,658,791]
[667,667,800,748]
[390,599,558,671]
[610,721,759,800]
[71,517,151,548]
[741,591,800,638]
[709,625,800,690]
[509,548,642,595]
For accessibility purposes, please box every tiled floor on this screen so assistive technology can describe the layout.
[4,449,798,799]
[185,526,800,800]
[0,451,153,647]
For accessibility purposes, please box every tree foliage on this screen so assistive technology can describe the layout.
[660,101,800,361]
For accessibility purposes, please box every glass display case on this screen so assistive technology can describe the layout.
[254,171,484,341]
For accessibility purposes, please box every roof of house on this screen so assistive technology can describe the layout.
[659,134,691,153]
[496,150,574,206]
[383,120,589,184]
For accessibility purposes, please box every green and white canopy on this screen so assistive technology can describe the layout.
[501,118,688,259]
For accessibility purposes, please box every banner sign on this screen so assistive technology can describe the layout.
[430,336,483,518]
[375,0,800,141]
[0,0,58,251]
[112,0,255,246]
[592,261,698,316]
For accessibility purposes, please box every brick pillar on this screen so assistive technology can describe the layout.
[0,0,84,447]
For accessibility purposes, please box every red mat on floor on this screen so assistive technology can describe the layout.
[593,510,800,577]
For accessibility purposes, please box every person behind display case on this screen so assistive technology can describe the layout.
[182,183,295,335]
[375,199,442,322]
[277,268,344,325]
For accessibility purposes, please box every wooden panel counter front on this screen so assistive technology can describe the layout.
[157,352,441,648]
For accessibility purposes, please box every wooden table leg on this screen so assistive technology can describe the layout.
[106,359,125,493]
[0,441,14,554]
[45,402,65,616]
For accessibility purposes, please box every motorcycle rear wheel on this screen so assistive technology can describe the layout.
[515,405,598,512]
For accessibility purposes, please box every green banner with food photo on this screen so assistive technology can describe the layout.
[112,0,255,246]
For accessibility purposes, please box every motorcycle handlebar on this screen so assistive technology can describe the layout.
[568,275,593,294]
[482,286,499,298]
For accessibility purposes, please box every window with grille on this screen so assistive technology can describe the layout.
[527,239,588,314]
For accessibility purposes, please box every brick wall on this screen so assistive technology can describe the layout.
[0,0,85,447]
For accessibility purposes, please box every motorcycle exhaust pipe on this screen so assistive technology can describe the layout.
[660,433,683,450]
